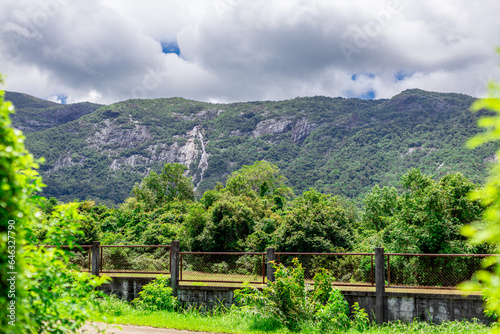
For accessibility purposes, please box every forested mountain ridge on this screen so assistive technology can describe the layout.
[12,89,496,206]
[6,91,103,133]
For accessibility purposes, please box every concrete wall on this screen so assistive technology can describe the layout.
[100,277,491,323]
[342,291,489,323]
[100,276,155,301]
[176,285,235,309]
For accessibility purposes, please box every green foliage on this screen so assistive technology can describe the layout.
[315,289,350,332]
[95,294,492,333]
[23,204,109,333]
[363,185,398,232]
[234,258,310,330]
[311,268,335,305]
[132,163,195,210]
[0,80,108,333]
[132,275,179,312]
[193,194,255,252]
[225,160,293,200]
[461,77,500,329]
[275,189,353,253]
[350,301,370,331]
[234,258,369,332]
[359,169,485,255]
[0,77,41,332]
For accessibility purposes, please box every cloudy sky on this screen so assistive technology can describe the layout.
[1,0,500,105]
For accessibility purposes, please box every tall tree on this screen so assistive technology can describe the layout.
[132,163,194,210]
[275,189,353,253]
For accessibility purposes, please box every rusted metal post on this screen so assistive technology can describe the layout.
[371,254,374,286]
[170,240,180,296]
[91,241,100,276]
[266,247,276,282]
[375,247,385,324]
[387,255,391,287]
[180,253,183,281]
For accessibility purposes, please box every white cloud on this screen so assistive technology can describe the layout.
[0,0,499,104]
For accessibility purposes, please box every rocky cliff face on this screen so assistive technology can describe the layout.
[291,118,316,143]
[252,117,316,143]
[82,115,209,187]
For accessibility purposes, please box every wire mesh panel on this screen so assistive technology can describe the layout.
[99,245,171,274]
[67,246,92,272]
[275,253,374,286]
[179,252,266,284]
[386,253,490,289]
[36,245,92,272]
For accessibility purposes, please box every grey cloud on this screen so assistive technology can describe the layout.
[1,0,500,104]
[0,0,166,98]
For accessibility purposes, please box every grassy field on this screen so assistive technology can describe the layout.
[91,297,494,334]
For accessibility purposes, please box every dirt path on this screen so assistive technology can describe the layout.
[80,322,221,334]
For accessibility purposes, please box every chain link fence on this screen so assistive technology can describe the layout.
[36,245,92,272]
[99,245,171,274]
[36,243,497,291]
[386,253,491,289]
[179,252,266,284]
[275,252,374,286]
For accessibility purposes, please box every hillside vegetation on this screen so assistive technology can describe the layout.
[10,89,497,205]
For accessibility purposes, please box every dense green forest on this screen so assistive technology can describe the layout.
[36,161,491,256]
[9,89,497,206]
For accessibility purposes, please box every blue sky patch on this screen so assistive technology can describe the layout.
[351,72,376,81]
[161,41,181,55]
[57,94,68,104]
[344,89,376,100]
[395,71,415,81]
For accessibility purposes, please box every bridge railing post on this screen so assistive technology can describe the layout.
[375,247,385,323]
[170,240,180,296]
[266,247,276,282]
[91,241,100,276]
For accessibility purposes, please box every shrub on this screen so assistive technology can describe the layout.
[315,289,350,332]
[233,258,370,332]
[132,275,179,311]
[211,261,230,274]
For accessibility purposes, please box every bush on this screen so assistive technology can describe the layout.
[132,275,179,311]
[315,289,349,332]
[235,255,262,275]
[211,261,230,274]
[233,258,370,331]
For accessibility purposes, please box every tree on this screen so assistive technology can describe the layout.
[132,163,194,210]
[191,194,255,252]
[225,160,293,202]
[362,185,398,232]
[380,169,484,254]
[275,189,353,253]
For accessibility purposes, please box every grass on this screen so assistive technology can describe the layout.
[90,296,494,334]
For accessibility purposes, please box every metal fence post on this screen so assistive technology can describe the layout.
[170,240,180,296]
[266,247,276,282]
[375,247,385,324]
[91,241,100,276]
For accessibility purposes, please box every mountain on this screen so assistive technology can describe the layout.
[8,89,496,206]
[6,91,102,133]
